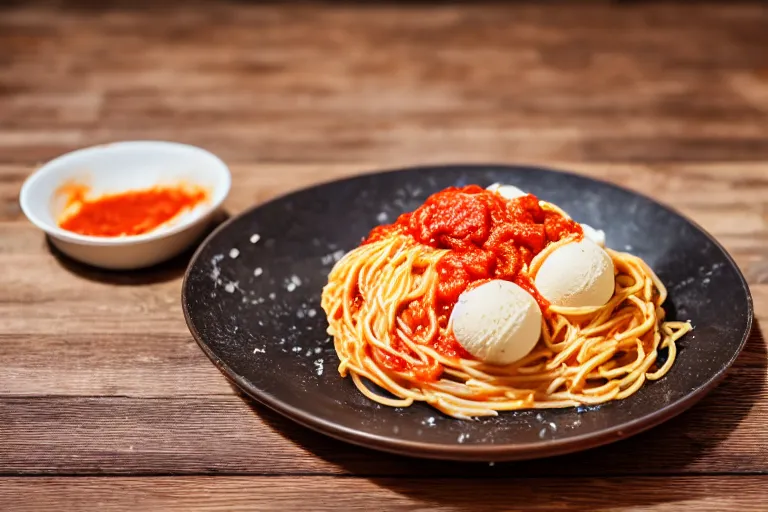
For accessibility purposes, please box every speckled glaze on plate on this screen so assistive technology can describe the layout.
[182,165,753,461]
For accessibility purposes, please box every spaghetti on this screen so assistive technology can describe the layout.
[321,185,692,419]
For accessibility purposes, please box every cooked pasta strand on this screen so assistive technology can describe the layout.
[321,217,692,419]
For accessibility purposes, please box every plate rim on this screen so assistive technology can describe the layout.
[182,163,754,461]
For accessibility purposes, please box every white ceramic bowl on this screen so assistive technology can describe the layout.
[20,141,231,270]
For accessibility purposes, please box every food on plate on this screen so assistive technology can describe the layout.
[321,183,692,418]
[534,238,615,308]
[450,279,542,366]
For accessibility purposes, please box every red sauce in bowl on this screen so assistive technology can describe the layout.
[57,183,208,237]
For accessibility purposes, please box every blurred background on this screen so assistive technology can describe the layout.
[2,0,767,167]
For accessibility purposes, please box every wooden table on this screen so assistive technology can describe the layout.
[2,1,767,510]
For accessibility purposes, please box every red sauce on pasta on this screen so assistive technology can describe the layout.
[365,185,582,365]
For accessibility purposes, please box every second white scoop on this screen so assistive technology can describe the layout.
[535,238,615,308]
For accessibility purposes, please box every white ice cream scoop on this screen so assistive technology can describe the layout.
[580,223,606,247]
[486,182,527,201]
[451,280,542,366]
[534,238,615,308]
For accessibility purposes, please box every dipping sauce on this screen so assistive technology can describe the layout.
[57,183,208,237]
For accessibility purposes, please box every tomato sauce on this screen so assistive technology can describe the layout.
[57,183,208,237]
[365,185,582,377]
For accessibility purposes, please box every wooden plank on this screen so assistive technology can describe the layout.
[8,161,768,221]
[1,4,767,164]
[1,328,766,476]
[7,162,768,255]
[1,476,767,512]
[2,163,767,400]
[0,296,764,396]
[8,161,768,230]
[0,334,232,397]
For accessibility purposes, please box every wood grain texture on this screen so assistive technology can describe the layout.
[2,476,767,512]
[2,1,768,510]
[1,2,768,165]
[0,328,766,477]
[1,163,766,398]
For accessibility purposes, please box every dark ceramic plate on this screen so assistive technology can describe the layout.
[182,165,753,461]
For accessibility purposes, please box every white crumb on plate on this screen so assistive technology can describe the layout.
[308,309,317,318]
[210,254,224,285]
[229,248,240,259]
[253,347,265,354]
[254,267,263,277]
[286,282,297,292]
[250,234,261,244]
[269,293,276,300]
[314,359,324,375]
[321,250,347,266]
[377,212,388,223]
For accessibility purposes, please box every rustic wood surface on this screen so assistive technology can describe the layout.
[1,1,767,510]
